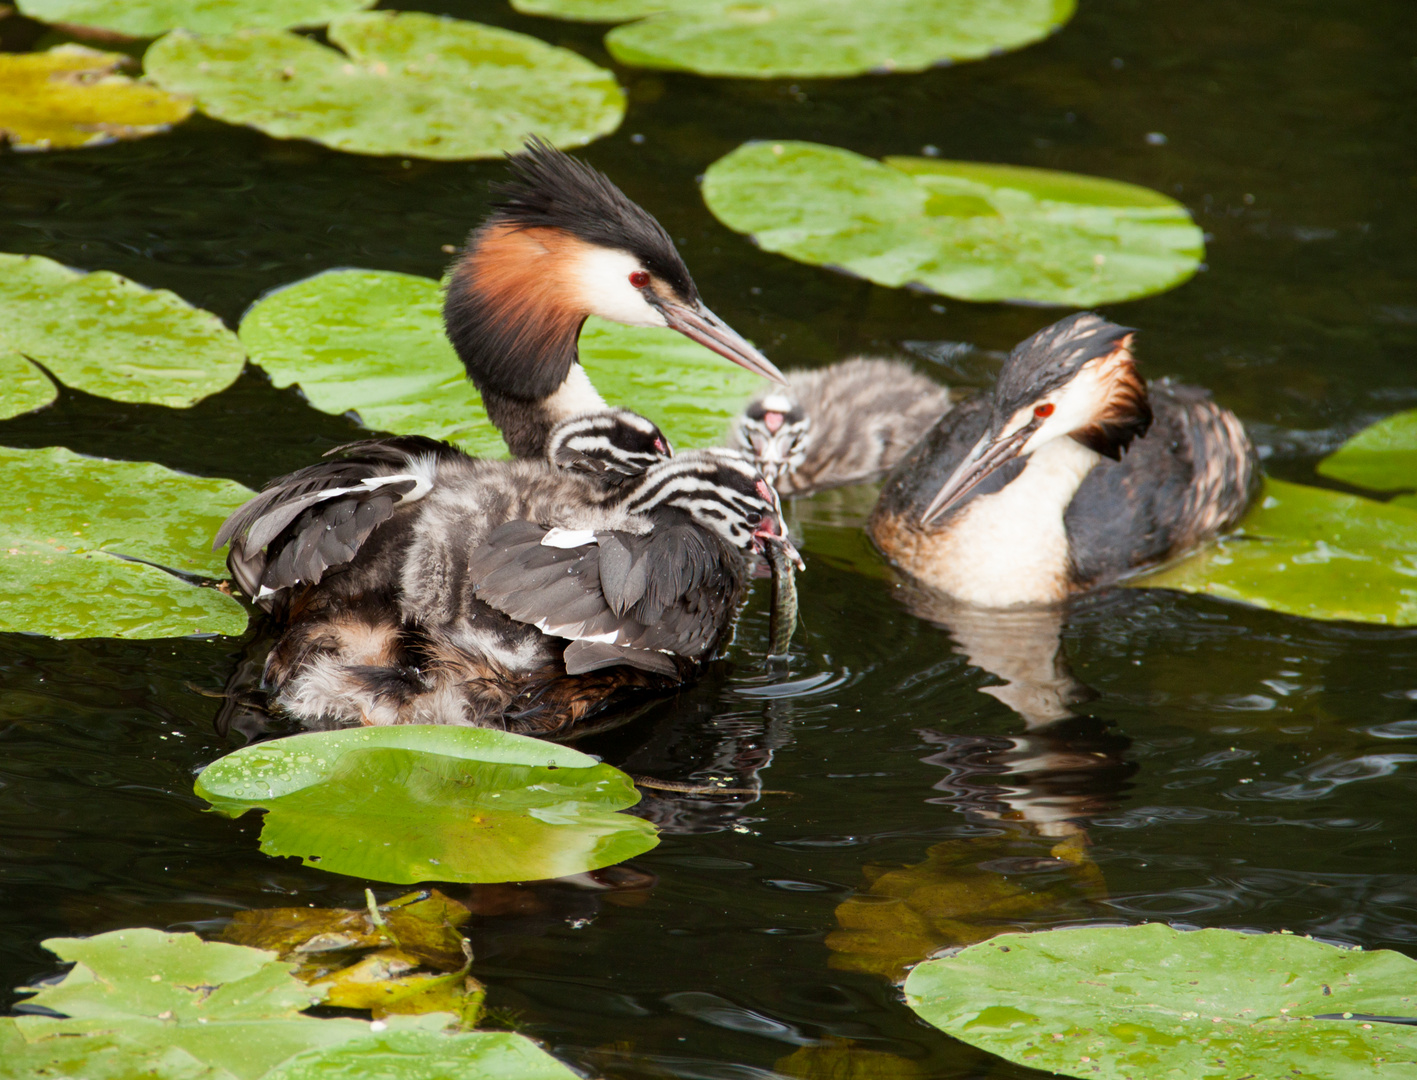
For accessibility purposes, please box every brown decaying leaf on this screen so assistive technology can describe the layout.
[219,888,484,1023]
[0,44,191,151]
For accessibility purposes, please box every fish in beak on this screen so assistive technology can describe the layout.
[658,297,786,384]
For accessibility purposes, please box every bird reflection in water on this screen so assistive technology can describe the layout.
[827,586,1136,983]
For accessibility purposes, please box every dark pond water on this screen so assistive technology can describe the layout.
[2,0,1416,1075]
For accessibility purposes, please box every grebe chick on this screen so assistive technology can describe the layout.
[869,313,1258,608]
[732,358,953,496]
[445,138,783,460]
[545,408,672,485]
[217,440,797,734]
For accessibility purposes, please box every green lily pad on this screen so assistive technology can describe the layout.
[238,268,766,454]
[0,352,57,419]
[0,445,252,639]
[903,924,1417,1079]
[512,0,1075,79]
[0,252,245,407]
[701,141,1204,306]
[144,11,625,160]
[196,725,659,884]
[2,928,577,1080]
[0,45,193,151]
[1137,477,1417,626]
[1318,408,1417,495]
[17,0,374,38]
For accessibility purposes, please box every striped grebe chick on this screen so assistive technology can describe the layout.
[732,358,953,496]
[869,313,1258,608]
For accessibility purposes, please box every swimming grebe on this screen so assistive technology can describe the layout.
[732,358,953,496]
[869,313,1258,608]
[218,439,795,733]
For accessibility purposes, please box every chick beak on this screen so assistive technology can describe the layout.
[658,297,786,384]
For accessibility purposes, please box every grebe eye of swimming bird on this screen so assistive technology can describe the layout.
[919,314,1153,527]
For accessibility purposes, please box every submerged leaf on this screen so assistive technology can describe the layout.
[144,11,625,160]
[702,141,1203,306]
[0,446,251,639]
[0,45,192,151]
[1138,478,1417,626]
[238,268,766,453]
[18,0,375,38]
[514,0,1075,79]
[1318,408,1417,495]
[2,928,577,1079]
[903,924,1417,1079]
[195,726,659,884]
[0,352,57,420]
[0,252,244,407]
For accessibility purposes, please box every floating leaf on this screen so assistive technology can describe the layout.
[513,0,1075,79]
[144,11,625,160]
[2,928,577,1079]
[238,268,766,454]
[702,141,1204,306]
[222,890,484,1024]
[0,352,57,419]
[903,924,1417,1079]
[0,445,251,639]
[0,45,192,151]
[195,726,659,884]
[17,0,375,38]
[1138,478,1417,626]
[0,252,244,407]
[1318,408,1417,495]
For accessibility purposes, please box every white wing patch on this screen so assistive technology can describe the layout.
[541,527,599,549]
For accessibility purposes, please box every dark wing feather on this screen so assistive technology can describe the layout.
[216,436,459,608]
[872,393,993,522]
[1065,382,1259,587]
[469,521,744,672]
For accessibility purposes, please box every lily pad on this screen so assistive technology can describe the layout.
[0,252,245,407]
[1318,408,1417,496]
[144,11,626,160]
[238,268,765,454]
[0,352,57,419]
[0,445,252,639]
[195,725,659,884]
[701,141,1204,306]
[1137,478,1417,626]
[0,45,192,151]
[17,0,375,38]
[903,923,1417,1079]
[512,0,1075,79]
[1,928,577,1080]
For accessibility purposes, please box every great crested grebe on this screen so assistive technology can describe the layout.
[732,358,953,496]
[445,138,783,459]
[869,313,1258,608]
[215,143,795,733]
[218,438,796,733]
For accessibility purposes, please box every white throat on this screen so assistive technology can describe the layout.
[542,363,608,424]
[925,437,1102,607]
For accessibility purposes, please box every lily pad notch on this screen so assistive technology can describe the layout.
[143,10,627,159]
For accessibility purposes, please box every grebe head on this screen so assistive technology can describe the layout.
[920,313,1152,526]
[626,449,802,565]
[547,408,673,481]
[445,138,783,405]
[734,391,811,488]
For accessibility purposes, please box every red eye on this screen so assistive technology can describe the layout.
[629,270,650,288]
[1034,403,1055,419]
